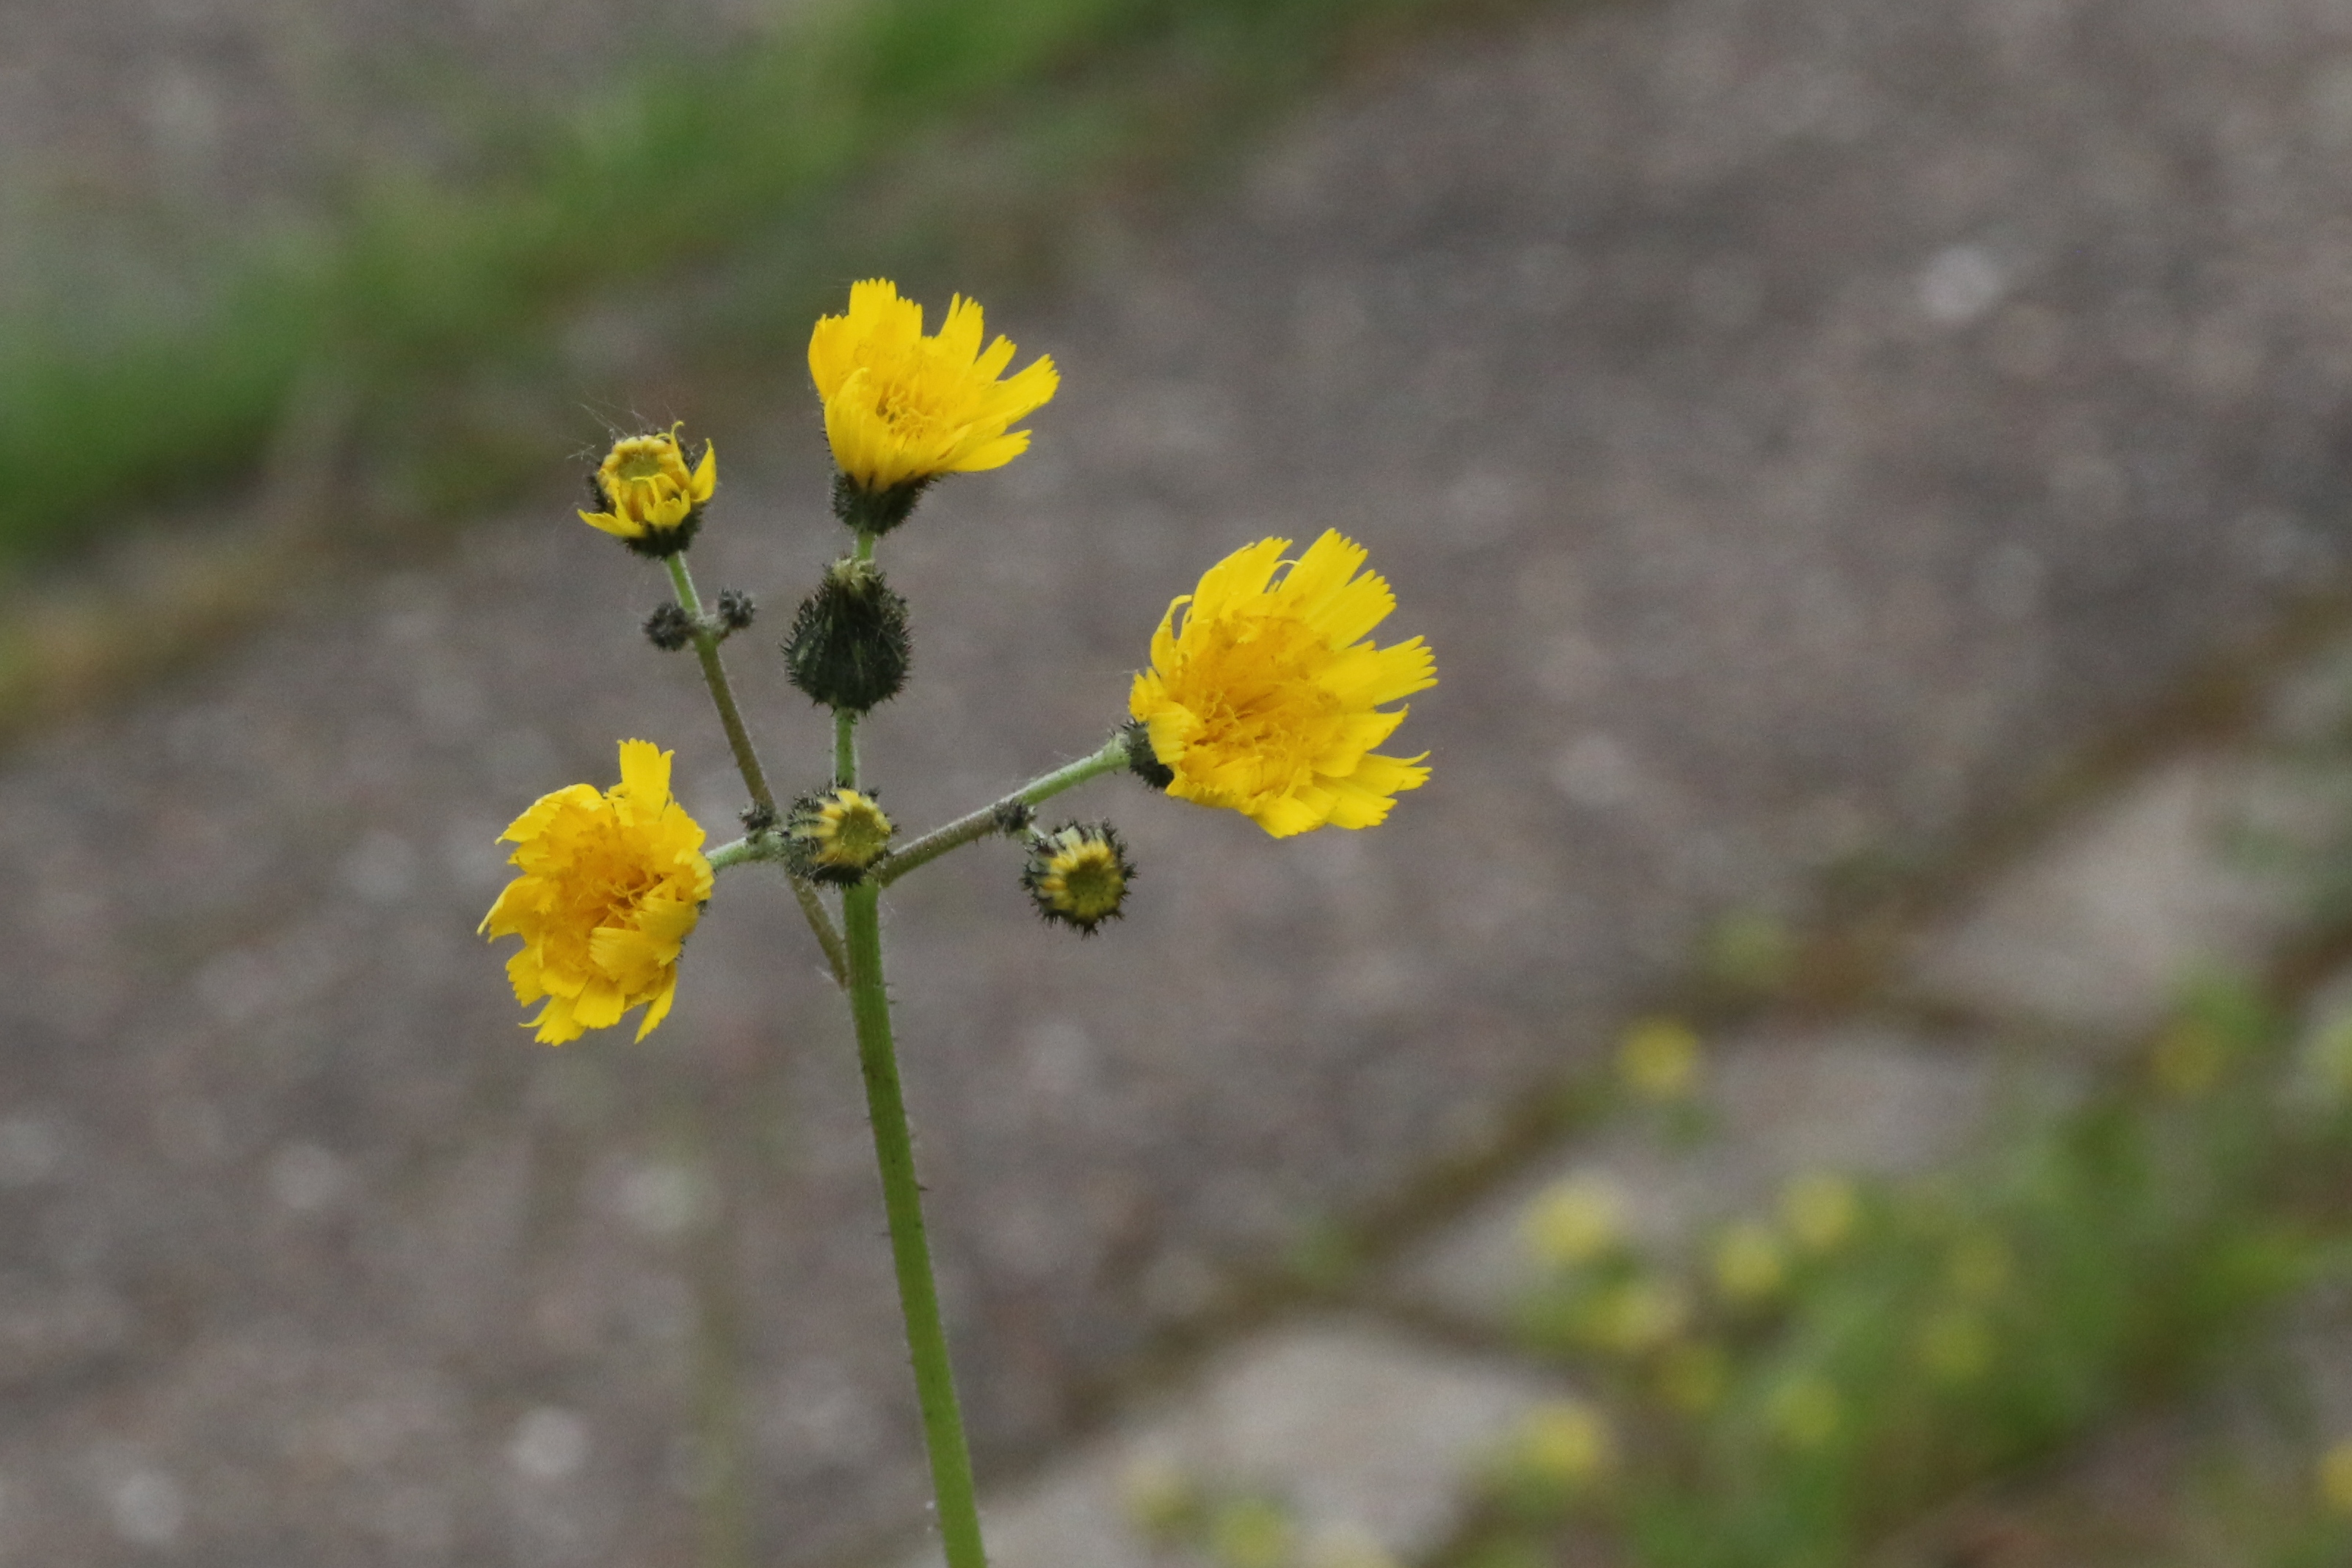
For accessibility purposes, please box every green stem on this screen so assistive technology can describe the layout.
[835,708,858,787]
[876,734,1130,888]
[843,880,990,1568]
[665,553,849,989]
[706,834,784,874]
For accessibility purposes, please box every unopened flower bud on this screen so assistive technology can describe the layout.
[782,556,912,714]
[786,785,895,884]
[992,799,1037,836]
[1023,822,1135,935]
[715,589,757,634]
[643,602,695,651]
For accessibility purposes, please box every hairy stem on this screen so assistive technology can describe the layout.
[665,554,849,988]
[876,734,1131,888]
[835,670,990,1567]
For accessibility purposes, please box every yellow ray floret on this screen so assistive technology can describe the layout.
[1129,531,1436,838]
[578,424,716,542]
[809,279,1059,496]
[479,740,714,1044]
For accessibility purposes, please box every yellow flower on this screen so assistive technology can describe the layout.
[2317,1439,2352,1514]
[578,424,716,551]
[1710,1222,1789,1304]
[1130,531,1436,838]
[1618,1016,1702,1099]
[1767,1375,1843,1450]
[1520,1177,1625,1268]
[1509,1399,1614,1487]
[808,278,1058,505]
[480,741,713,1044]
[1582,1277,1691,1355]
[1768,1382,1843,1457]
[1655,1340,1729,1415]
[1779,1172,1860,1254]
[1916,1307,1994,1384]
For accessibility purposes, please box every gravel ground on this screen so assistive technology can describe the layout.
[4,0,2352,1562]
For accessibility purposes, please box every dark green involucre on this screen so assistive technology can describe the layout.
[783,556,912,713]
[831,471,930,537]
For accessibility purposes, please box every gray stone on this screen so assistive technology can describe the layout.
[896,1322,1557,1568]
[1384,1025,2005,1333]
[1910,755,2337,1042]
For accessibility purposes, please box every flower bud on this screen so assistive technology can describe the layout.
[715,589,757,634]
[1022,822,1135,934]
[785,785,895,885]
[782,556,912,714]
[644,602,695,651]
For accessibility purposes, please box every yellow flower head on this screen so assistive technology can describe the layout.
[1521,1176,1626,1268]
[479,741,713,1045]
[1023,822,1136,934]
[1916,1307,1994,1384]
[1509,1399,1614,1488]
[1618,1016,1702,1100]
[1582,1277,1691,1356]
[1710,1221,1789,1304]
[1656,1340,1730,1415]
[1767,1375,1843,1450]
[1130,531,1436,838]
[786,786,895,885]
[808,279,1059,515]
[1780,1172,1861,1254]
[579,424,716,554]
[2318,1438,2352,1515]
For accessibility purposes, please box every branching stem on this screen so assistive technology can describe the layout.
[665,553,849,988]
[876,735,1130,888]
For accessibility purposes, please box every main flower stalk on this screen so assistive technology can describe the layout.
[834,703,989,1568]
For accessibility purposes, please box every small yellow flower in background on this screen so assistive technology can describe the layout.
[2317,1438,2352,1514]
[786,786,895,884]
[1780,1172,1861,1254]
[1766,1374,1843,1451]
[479,740,713,1044]
[1023,822,1136,934]
[1916,1307,1994,1384]
[1118,1455,1197,1539]
[1710,1221,1789,1304]
[1618,1016,1702,1099]
[1208,1495,1295,1568]
[2151,1015,2232,1098]
[1300,1523,1398,1568]
[1130,531,1435,838]
[1656,1339,1729,1415]
[1509,1398,1614,1487]
[2300,1009,2352,1105]
[1583,1276,1691,1356]
[1946,1230,2014,1300]
[1520,1176,1625,1268]
[809,278,1059,501]
[578,424,716,549]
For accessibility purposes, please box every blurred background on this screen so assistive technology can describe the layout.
[6,0,2352,1564]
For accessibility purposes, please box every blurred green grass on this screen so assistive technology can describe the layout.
[0,0,1522,562]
